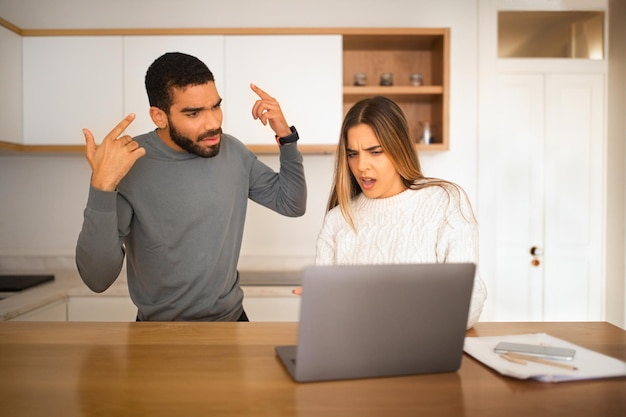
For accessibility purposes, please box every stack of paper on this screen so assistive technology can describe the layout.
[463,333,626,383]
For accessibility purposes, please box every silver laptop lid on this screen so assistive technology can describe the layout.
[290,263,475,382]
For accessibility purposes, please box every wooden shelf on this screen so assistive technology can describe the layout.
[0,141,84,154]
[343,86,444,96]
[0,141,444,155]
[0,141,338,155]
[342,29,449,150]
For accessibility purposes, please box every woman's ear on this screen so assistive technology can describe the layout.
[149,107,168,129]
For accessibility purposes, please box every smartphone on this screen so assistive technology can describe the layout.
[493,342,576,361]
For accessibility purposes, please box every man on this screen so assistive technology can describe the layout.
[76,52,306,321]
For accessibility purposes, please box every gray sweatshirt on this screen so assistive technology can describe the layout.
[76,130,306,321]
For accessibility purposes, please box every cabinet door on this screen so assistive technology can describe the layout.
[23,36,124,145]
[10,299,67,321]
[483,73,604,321]
[123,36,225,137]
[67,296,137,321]
[223,35,343,145]
[0,25,22,144]
[242,296,301,322]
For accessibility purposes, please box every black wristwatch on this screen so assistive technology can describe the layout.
[276,126,299,146]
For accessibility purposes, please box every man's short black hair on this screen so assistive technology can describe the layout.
[145,52,215,113]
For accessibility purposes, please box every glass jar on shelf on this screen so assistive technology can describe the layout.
[410,73,424,86]
[379,72,393,86]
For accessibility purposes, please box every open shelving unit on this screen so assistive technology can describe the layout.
[342,28,450,151]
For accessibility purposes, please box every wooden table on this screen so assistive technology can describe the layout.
[0,321,624,417]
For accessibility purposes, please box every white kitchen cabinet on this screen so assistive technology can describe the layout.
[10,299,67,321]
[122,35,225,137]
[67,296,137,321]
[66,288,300,322]
[242,287,301,322]
[122,34,342,144]
[22,36,124,145]
[18,34,341,146]
[0,24,23,144]
[223,35,343,145]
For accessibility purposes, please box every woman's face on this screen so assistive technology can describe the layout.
[346,123,406,199]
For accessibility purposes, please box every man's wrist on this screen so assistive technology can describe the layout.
[276,126,299,146]
[90,175,117,192]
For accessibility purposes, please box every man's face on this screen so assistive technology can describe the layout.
[163,81,224,158]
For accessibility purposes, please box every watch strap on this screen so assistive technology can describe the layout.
[277,126,299,146]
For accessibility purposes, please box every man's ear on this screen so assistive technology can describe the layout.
[149,107,168,129]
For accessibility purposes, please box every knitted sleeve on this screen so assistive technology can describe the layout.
[435,184,487,328]
[75,186,128,293]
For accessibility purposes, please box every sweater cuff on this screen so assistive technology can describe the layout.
[87,185,118,212]
[278,141,302,160]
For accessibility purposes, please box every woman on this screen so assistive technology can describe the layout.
[315,96,487,328]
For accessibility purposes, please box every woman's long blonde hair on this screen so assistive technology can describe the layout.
[327,96,463,229]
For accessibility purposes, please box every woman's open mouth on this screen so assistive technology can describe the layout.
[360,177,376,190]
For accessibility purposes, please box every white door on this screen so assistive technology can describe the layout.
[481,72,604,321]
[490,73,545,321]
[542,73,604,320]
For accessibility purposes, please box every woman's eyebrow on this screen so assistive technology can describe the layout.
[346,145,382,152]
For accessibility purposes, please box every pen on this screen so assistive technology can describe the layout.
[501,352,578,371]
[500,353,526,365]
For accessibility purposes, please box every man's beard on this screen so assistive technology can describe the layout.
[169,122,221,158]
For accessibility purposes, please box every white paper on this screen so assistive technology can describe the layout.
[463,333,626,383]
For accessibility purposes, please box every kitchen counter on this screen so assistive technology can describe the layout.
[0,269,302,321]
[0,270,84,321]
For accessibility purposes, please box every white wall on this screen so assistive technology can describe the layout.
[606,0,626,328]
[0,0,479,271]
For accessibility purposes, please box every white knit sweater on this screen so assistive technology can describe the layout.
[315,184,487,328]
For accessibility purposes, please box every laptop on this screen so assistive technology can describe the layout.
[275,263,476,382]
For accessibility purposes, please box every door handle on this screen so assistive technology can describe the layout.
[530,246,542,267]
